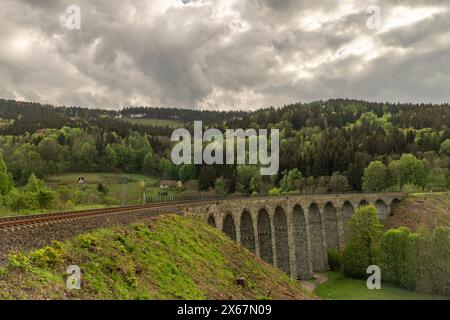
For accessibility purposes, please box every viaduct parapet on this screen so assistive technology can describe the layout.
[179,193,406,279]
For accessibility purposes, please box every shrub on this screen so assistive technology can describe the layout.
[78,235,100,250]
[327,249,341,271]
[7,252,30,271]
[401,183,422,193]
[268,187,282,195]
[30,246,63,268]
[37,189,57,208]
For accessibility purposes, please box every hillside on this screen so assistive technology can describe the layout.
[385,192,450,231]
[0,215,313,300]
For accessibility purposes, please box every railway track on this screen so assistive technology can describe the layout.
[0,199,208,231]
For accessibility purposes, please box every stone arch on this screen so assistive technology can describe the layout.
[207,215,216,228]
[342,201,354,241]
[324,202,339,250]
[375,199,388,219]
[292,205,309,279]
[308,203,325,272]
[358,200,369,207]
[222,213,237,241]
[257,208,273,264]
[240,209,256,253]
[274,206,290,274]
[390,198,401,216]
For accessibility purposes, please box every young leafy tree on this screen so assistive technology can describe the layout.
[362,161,387,192]
[329,171,350,193]
[342,205,383,278]
[380,227,422,290]
[0,152,14,196]
[422,227,450,296]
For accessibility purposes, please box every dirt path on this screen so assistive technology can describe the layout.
[300,273,328,292]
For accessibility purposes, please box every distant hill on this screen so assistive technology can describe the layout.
[0,215,314,300]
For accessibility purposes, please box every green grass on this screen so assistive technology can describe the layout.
[0,215,314,300]
[46,172,180,205]
[314,272,448,300]
[120,118,184,128]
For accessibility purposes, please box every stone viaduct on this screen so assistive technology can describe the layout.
[180,192,406,280]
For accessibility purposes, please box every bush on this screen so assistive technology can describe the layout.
[268,187,282,195]
[401,183,422,193]
[5,190,39,211]
[78,235,100,250]
[37,189,57,208]
[30,246,63,268]
[7,252,30,271]
[327,249,341,271]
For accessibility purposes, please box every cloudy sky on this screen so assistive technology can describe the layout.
[0,0,449,110]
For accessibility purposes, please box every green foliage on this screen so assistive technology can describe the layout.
[236,165,259,193]
[7,252,31,271]
[268,187,282,195]
[342,205,383,278]
[177,164,196,182]
[0,152,14,196]
[214,177,226,194]
[78,234,100,250]
[380,227,421,290]
[425,168,449,191]
[159,157,176,179]
[327,249,342,271]
[30,246,63,268]
[329,172,350,193]
[421,227,450,296]
[362,161,387,192]
[279,169,302,192]
[24,173,44,193]
[440,139,450,156]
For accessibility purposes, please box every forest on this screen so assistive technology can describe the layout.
[0,98,449,212]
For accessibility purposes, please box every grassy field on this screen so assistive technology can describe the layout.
[314,272,448,300]
[45,172,180,206]
[120,117,184,128]
[0,215,314,300]
[386,192,450,231]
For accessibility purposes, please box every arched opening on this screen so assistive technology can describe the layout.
[309,203,325,272]
[292,205,309,279]
[257,208,273,264]
[207,215,216,228]
[324,202,339,250]
[358,200,369,208]
[274,207,290,275]
[375,199,388,219]
[240,209,255,253]
[222,213,236,241]
[390,199,401,216]
[342,201,354,241]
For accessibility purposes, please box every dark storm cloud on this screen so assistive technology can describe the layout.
[0,0,449,109]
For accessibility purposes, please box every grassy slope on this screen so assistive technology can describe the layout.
[314,272,447,300]
[0,215,313,300]
[46,172,180,202]
[385,192,450,231]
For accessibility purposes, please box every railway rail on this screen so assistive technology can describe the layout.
[0,199,209,231]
